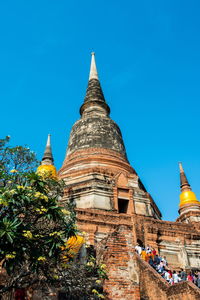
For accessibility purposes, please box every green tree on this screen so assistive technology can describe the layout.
[0,137,39,187]
[0,172,77,295]
[0,139,106,299]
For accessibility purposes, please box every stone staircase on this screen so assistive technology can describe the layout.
[101,225,200,300]
[135,253,200,300]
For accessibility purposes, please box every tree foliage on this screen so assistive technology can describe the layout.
[0,172,77,293]
[0,137,39,187]
[0,138,107,299]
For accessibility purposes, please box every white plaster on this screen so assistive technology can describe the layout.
[135,202,147,215]
[95,232,108,243]
[159,250,180,266]
[89,52,98,80]
[128,179,138,188]
[47,134,51,147]
[76,193,111,210]
[188,255,200,268]
[62,162,109,174]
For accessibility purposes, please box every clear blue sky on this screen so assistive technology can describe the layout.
[1,0,200,221]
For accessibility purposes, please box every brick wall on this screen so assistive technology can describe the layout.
[100,225,200,300]
[101,225,140,300]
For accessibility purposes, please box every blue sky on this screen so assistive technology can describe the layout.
[1,0,200,221]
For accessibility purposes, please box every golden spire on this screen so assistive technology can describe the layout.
[37,134,57,178]
[179,162,199,207]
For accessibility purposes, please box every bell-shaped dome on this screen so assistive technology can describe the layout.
[66,116,127,159]
[178,163,199,207]
[65,53,128,160]
[37,164,57,178]
[179,190,199,207]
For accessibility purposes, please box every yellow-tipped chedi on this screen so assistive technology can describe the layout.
[179,190,199,207]
[179,162,199,207]
[37,134,57,178]
[37,164,57,178]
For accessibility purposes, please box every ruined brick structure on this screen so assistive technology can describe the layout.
[56,53,200,299]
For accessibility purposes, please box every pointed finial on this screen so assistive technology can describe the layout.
[37,134,57,177]
[47,134,51,147]
[41,134,54,165]
[89,52,98,80]
[179,162,184,173]
[80,52,110,116]
[178,162,191,192]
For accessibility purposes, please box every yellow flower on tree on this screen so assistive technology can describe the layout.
[17,185,24,190]
[37,256,46,261]
[100,264,106,269]
[34,192,48,201]
[6,253,16,259]
[10,169,18,173]
[95,280,101,285]
[61,209,70,215]
[9,189,16,195]
[22,230,33,239]
[0,198,6,206]
[86,261,94,267]
[49,231,63,237]
[35,206,48,214]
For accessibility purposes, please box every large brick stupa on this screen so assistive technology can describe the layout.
[55,53,200,299]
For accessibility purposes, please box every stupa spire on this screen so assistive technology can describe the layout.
[179,162,191,192]
[89,52,98,80]
[65,53,127,159]
[80,53,110,116]
[37,134,57,178]
[42,134,54,165]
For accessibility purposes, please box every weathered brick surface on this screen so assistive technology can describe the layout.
[101,225,140,300]
[96,225,200,300]
[58,70,200,298]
